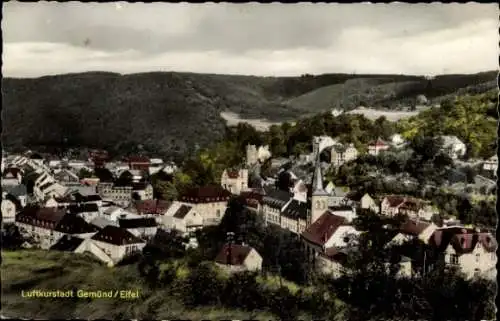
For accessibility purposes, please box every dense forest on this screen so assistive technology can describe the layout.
[2,70,496,159]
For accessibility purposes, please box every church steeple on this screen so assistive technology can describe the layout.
[312,151,328,196]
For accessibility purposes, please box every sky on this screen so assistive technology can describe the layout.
[2,2,499,78]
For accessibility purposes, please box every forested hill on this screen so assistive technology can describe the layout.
[2,70,496,159]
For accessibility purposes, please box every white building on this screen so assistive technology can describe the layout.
[118,218,158,240]
[483,155,497,172]
[221,168,249,195]
[162,202,204,234]
[330,143,359,167]
[178,186,232,226]
[440,135,467,160]
[214,243,263,273]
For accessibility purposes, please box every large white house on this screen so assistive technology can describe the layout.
[162,201,204,234]
[178,186,232,226]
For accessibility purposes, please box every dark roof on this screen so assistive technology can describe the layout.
[132,182,149,190]
[2,167,21,179]
[180,185,232,203]
[173,205,193,219]
[320,247,350,264]
[226,170,240,179]
[329,205,354,212]
[262,189,293,209]
[214,243,254,266]
[54,215,99,234]
[400,219,430,236]
[449,232,497,254]
[93,168,115,183]
[302,212,347,246]
[17,206,66,223]
[4,193,23,211]
[133,199,172,215]
[67,203,99,214]
[39,182,54,191]
[91,226,145,245]
[50,235,85,251]
[118,218,157,229]
[282,199,308,220]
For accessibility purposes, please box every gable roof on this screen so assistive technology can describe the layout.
[133,199,172,215]
[54,215,99,234]
[173,204,193,219]
[118,218,157,229]
[449,232,497,254]
[180,185,232,203]
[282,199,309,220]
[214,243,254,266]
[17,206,66,223]
[50,235,85,252]
[91,226,145,246]
[67,203,99,214]
[2,167,21,179]
[302,212,347,246]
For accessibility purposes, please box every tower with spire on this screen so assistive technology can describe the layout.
[309,143,330,226]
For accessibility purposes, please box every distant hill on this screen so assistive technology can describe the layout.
[2,70,496,159]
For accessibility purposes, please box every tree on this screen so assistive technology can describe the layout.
[77,168,93,179]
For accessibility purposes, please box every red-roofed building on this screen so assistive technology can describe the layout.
[128,156,151,171]
[239,190,263,212]
[214,243,263,273]
[180,185,232,226]
[443,231,497,280]
[368,138,390,156]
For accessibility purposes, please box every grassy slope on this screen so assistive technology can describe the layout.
[0,250,277,320]
[2,70,496,159]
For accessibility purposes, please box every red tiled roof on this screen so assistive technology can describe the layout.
[370,138,388,147]
[226,170,240,179]
[180,185,232,204]
[301,212,347,246]
[128,156,150,164]
[16,207,67,229]
[400,219,430,236]
[214,243,253,266]
[134,199,172,215]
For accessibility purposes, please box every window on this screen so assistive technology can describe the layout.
[475,253,480,263]
[473,268,480,277]
[216,209,221,217]
[450,254,459,265]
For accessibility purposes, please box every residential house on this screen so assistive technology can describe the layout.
[118,218,158,240]
[262,189,293,227]
[128,156,151,171]
[381,195,437,221]
[2,167,23,186]
[101,206,141,222]
[75,226,147,267]
[440,135,467,160]
[214,243,263,273]
[67,203,101,223]
[131,182,154,200]
[179,186,232,226]
[360,193,379,213]
[53,169,80,184]
[163,202,204,234]
[368,138,390,156]
[97,182,133,207]
[129,199,172,224]
[330,143,359,167]
[15,207,98,249]
[436,231,497,280]
[386,219,439,247]
[280,199,309,234]
[221,168,249,195]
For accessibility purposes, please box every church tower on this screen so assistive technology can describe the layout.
[309,145,330,225]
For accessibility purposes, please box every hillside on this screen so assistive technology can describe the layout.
[2,70,496,159]
[1,250,278,320]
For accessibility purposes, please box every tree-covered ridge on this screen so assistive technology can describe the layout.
[398,90,498,158]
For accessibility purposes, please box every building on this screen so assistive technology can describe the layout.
[440,135,467,160]
[2,167,23,186]
[129,199,172,224]
[368,138,390,156]
[482,155,498,172]
[127,156,151,171]
[280,199,309,234]
[430,230,497,280]
[381,195,437,221]
[214,243,263,273]
[179,185,232,226]
[15,207,99,249]
[75,226,147,267]
[330,143,359,167]
[389,134,406,148]
[97,182,133,207]
[2,193,22,224]
[53,169,80,184]
[262,189,293,227]
[238,190,264,213]
[162,202,204,234]
[221,168,249,195]
[118,218,158,240]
